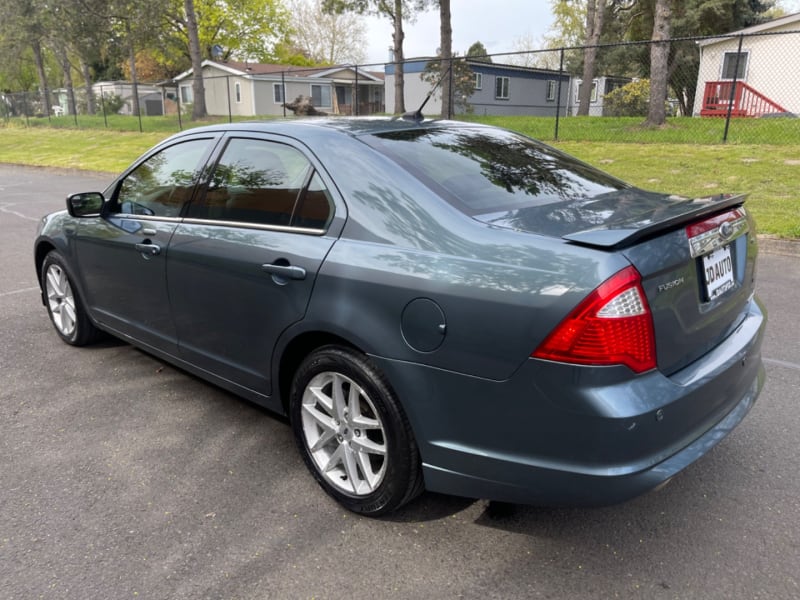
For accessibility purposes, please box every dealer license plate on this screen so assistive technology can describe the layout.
[702,245,735,300]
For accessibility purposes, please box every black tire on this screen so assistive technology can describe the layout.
[41,251,101,346]
[290,345,424,516]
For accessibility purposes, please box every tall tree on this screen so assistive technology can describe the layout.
[287,0,367,64]
[545,0,589,49]
[644,0,671,126]
[439,0,452,118]
[466,41,491,63]
[324,1,433,114]
[182,0,206,119]
[577,0,604,115]
[0,0,53,114]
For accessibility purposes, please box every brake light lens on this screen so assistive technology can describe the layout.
[532,266,656,373]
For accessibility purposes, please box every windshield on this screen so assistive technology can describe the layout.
[364,127,629,217]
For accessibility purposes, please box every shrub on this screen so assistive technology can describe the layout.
[604,79,650,117]
[99,92,125,115]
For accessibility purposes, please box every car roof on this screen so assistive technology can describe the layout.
[170,116,490,141]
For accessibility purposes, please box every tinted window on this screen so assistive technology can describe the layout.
[188,138,333,229]
[365,127,628,217]
[114,139,211,217]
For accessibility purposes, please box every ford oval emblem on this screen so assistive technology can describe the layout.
[719,221,734,240]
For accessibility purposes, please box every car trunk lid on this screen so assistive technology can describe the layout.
[476,190,756,375]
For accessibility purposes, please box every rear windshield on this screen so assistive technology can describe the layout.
[364,127,628,217]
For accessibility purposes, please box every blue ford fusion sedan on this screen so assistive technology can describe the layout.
[34,118,766,516]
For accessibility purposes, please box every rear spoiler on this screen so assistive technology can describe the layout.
[562,193,748,250]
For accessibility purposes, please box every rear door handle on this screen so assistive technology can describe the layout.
[261,263,307,281]
[135,243,161,256]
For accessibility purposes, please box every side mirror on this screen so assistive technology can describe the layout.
[66,192,105,217]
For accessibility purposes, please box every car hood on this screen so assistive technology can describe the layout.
[472,189,747,249]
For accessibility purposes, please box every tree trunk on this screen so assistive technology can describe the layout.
[578,0,604,116]
[32,40,51,116]
[58,46,77,116]
[125,20,141,117]
[392,0,405,114]
[81,59,96,115]
[439,0,452,119]
[645,0,672,126]
[184,0,207,119]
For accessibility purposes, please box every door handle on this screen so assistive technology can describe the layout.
[135,243,161,256]
[261,263,307,281]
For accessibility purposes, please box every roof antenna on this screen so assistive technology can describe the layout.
[402,60,453,123]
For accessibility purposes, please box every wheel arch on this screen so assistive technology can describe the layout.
[277,330,361,415]
[34,240,58,303]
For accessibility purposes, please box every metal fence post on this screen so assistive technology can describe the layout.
[723,34,745,143]
[555,47,565,141]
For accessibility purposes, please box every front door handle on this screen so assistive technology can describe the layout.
[135,243,161,256]
[261,263,307,281]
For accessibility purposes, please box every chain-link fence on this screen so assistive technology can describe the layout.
[3,29,799,144]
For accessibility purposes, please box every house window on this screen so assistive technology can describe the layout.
[495,76,510,100]
[234,82,242,104]
[273,83,285,104]
[474,73,482,90]
[546,80,557,102]
[180,85,193,103]
[311,84,332,107]
[722,51,748,80]
[575,80,598,103]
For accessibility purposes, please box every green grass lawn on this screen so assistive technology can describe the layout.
[1,116,798,237]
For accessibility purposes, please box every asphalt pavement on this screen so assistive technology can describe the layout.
[1,164,798,599]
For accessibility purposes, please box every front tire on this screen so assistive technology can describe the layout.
[41,251,101,346]
[290,345,423,516]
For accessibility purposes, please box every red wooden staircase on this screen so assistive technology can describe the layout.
[700,81,788,117]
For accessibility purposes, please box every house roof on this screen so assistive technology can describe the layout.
[698,12,800,46]
[172,60,384,83]
[387,58,569,78]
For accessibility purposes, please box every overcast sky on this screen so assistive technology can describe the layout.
[360,1,555,66]
[357,0,800,66]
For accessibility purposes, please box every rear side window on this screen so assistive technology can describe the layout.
[365,127,628,216]
[114,138,212,217]
[188,138,333,229]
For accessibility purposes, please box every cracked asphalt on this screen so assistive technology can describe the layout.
[1,164,798,599]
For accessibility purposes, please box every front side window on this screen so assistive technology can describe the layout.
[474,73,482,90]
[188,138,333,229]
[235,81,242,103]
[495,76,510,99]
[114,139,212,217]
[311,84,332,107]
[722,51,748,80]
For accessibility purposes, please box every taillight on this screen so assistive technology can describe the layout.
[532,265,656,373]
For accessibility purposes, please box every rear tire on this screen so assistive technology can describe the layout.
[41,251,101,346]
[290,345,424,516]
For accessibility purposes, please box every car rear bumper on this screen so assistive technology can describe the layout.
[372,295,766,507]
